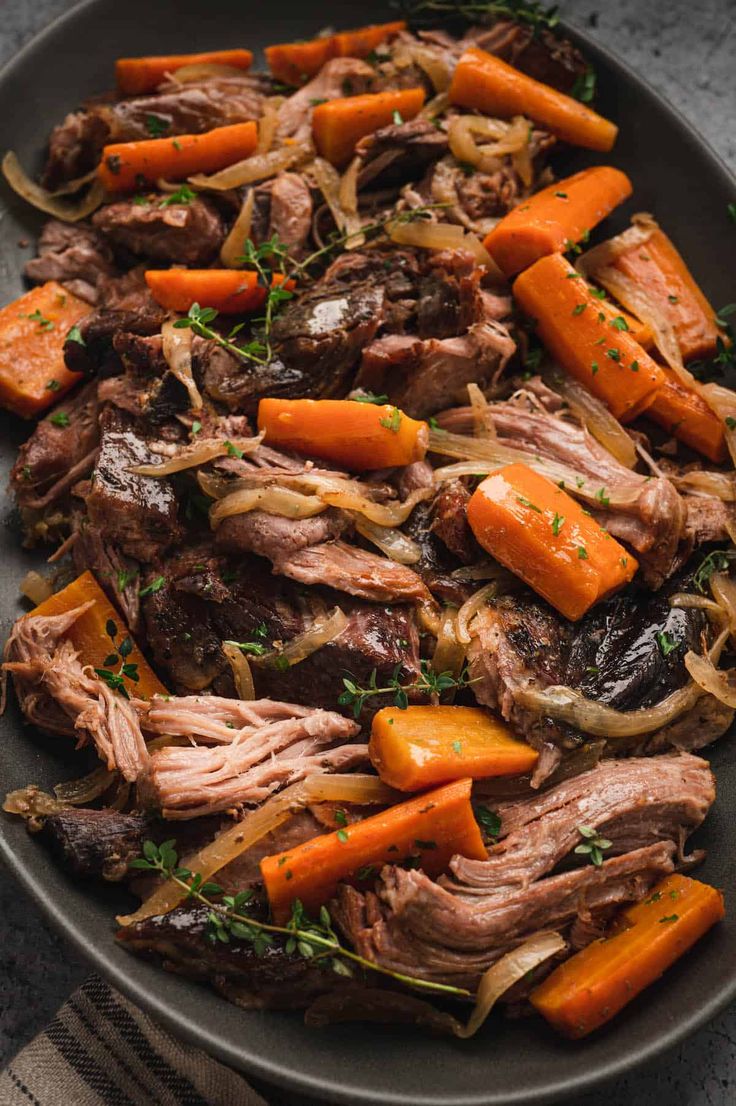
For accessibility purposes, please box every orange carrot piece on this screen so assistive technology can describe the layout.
[115,49,253,95]
[604,226,724,363]
[369,705,538,791]
[257,397,428,471]
[467,463,637,621]
[531,873,724,1038]
[98,121,257,192]
[484,167,632,277]
[260,777,486,923]
[144,269,293,315]
[0,281,88,418]
[30,571,167,701]
[265,21,405,86]
[312,88,426,166]
[331,21,406,58]
[449,47,618,152]
[647,367,727,464]
[513,253,665,423]
[265,38,335,87]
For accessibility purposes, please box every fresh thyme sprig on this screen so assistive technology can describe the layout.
[394,0,560,31]
[339,659,474,718]
[94,618,140,699]
[130,840,471,999]
[693,548,736,593]
[574,825,612,867]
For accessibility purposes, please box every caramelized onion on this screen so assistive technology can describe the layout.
[130,435,262,476]
[710,572,736,642]
[222,641,256,700]
[453,932,566,1038]
[4,785,67,821]
[211,484,328,525]
[431,607,466,678]
[411,47,451,92]
[257,96,284,155]
[189,145,309,190]
[447,114,530,173]
[220,189,255,267]
[20,570,53,605]
[548,374,637,469]
[312,156,363,244]
[257,606,348,669]
[684,636,736,708]
[117,773,395,925]
[388,218,493,267]
[457,582,498,644]
[352,515,422,564]
[3,151,105,221]
[672,470,736,501]
[54,765,117,804]
[467,382,493,438]
[161,321,202,410]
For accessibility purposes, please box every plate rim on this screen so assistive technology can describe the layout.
[0,4,735,1104]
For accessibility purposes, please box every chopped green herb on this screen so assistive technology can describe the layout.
[517,496,541,512]
[66,324,85,346]
[656,630,679,657]
[551,512,565,536]
[572,303,587,316]
[668,294,679,304]
[392,109,404,125]
[610,315,629,332]
[145,113,169,137]
[352,391,390,405]
[473,804,501,839]
[577,546,588,559]
[160,183,197,207]
[379,407,402,433]
[659,914,679,924]
[224,440,244,459]
[48,411,70,428]
[594,487,609,507]
[45,379,60,391]
[139,575,166,597]
[606,348,621,362]
[451,739,462,754]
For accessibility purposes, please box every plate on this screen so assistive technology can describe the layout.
[0,2,735,1103]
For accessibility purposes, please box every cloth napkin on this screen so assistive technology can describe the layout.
[0,975,270,1106]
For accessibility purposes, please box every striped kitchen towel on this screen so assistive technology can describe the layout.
[0,975,268,1106]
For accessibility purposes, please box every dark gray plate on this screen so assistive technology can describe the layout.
[0,2,735,1103]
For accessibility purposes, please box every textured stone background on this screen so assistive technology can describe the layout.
[0,1,734,1103]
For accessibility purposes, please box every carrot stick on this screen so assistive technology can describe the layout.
[595,225,725,363]
[265,21,405,86]
[530,873,725,1038]
[144,269,294,315]
[647,366,728,463]
[257,397,429,471]
[484,167,632,277]
[0,281,88,418]
[30,571,167,701]
[331,21,406,59]
[312,88,426,167]
[513,252,665,422]
[260,777,486,923]
[449,47,618,152]
[369,705,538,791]
[116,49,253,95]
[98,121,257,192]
[467,462,638,621]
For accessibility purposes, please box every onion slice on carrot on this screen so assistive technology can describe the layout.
[3,151,105,221]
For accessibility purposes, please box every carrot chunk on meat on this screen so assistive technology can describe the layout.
[0,281,89,417]
[312,88,426,167]
[30,571,167,701]
[531,874,725,1038]
[449,47,618,152]
[370,705,539,791]
[144,269,293,315]
[466,462,638,621]
[115,49,253,95]
[512,253,665,423]
[257,398,428,471]
[647,366,727,464]
[98,121,257,192]
[260,778,486,923]
[484,166,632,277]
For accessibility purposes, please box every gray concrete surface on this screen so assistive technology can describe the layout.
[0,1,734,1102]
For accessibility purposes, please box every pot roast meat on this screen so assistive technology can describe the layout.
[277,57,376,142]
[24,219,117,304]
[430,480,481,565]
[85,409,182,562]
[63,306,166,377]
[41,110,110,190]
[215,508,349,563]
[99,76,265,142]
[449,753,714,894]
[357,118,450,187]
[92,197,225,265]
[268,172,314,254]
[333,842,676,990]
[466,20,588,94]
[138,699,366,818]
[272,540,432,604]
[40,808,147,880]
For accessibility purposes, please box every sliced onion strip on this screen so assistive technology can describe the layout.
[54,765,117,805]
[548,373,637,469]
[210,484,328,525]
[352,515,422,564]
[257,607,348,669]
[189,144,309,190]
[710,572,736,642]
[161,321,202,411]
[117,773,395,925]
[431,607,466,678]
[257,96,285,155]
[457,582,498,644]
[467,382,493,438]
[222,642,256,700]
[220,188,255,267]
[130,434,263,477]
[388,217,493,267]
[3,151,105,221]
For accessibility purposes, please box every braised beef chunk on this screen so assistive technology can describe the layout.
[469,20,588,93]
[92,197,224,265]
[430,481,480,564]
[11,381,101,516]
[357,118,449,186]
[197,341,309,413]
[41,110,109,189]
[117,902,350,1010]
[271,282,385,398]
[63,307,165,377]
[99,77,265,142]
[41,808,146,880]
[24,220,116,304]
[85,410,182,561]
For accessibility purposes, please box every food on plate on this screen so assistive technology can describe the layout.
[1,1,731,1042]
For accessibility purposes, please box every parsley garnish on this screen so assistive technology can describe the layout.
[516,496,541,512]
[24,308,54,331]
[66,324,85,346]
[139,575,166,597]
[379,407,402,433]
[48,411,70,428]
[571,66,596,104]
[656,630,679,657]
[352,391,390,405]
[551,512,565,536]
[160,183,197,207]
[145,113,169,137]
[473,804,501,840]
